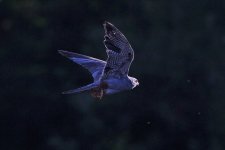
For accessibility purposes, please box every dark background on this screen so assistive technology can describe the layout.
[1,0,225,150]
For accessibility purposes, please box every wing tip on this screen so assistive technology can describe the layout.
[61,91,66,94]
[58,49,65,55]
[103,21,115,33]
[61,90,74,94]
[103,20,109,26]
[58,50,67,56]
[58,50,74,58]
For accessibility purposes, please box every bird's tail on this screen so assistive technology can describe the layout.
[62,82,99,94]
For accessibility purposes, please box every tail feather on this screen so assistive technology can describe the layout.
[62,83,99,94]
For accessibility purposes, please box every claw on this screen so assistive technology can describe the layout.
[91,88,103,100]
[90,82,108,100]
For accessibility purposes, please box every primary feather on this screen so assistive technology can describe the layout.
[102,21,134,79]
[58,50,106,81]
[61,82,99,94]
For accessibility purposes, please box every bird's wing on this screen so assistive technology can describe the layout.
[102,21,134,79]
[58,50,106,81]
[61,82,99,94]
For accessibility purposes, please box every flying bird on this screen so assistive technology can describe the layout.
[59,21,139,99]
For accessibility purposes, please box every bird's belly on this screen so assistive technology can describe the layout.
[103,78,130,94]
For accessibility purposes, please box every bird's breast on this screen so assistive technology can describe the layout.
[103,78,132,91]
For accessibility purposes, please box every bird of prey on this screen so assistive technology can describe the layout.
[58,21,139,99]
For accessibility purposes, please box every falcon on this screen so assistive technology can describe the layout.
[59,21,139,99]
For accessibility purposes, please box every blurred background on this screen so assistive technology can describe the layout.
[1,0,225,150]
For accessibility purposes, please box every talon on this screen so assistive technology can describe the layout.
[90,82,108,100]
[90,88,104,100]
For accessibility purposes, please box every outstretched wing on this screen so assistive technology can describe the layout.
[102,21,134,79]
[61,82,99,94]
[58,50,106,81]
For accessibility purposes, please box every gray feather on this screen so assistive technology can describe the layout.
[102,21,134,79]
[58,50,106,81]
[62,82,99,94]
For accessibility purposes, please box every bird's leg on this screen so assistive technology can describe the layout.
[90,82,108,100]
[90,87,103,100]
[98,89,103,100]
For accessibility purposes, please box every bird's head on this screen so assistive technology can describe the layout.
[129,76,139,89]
